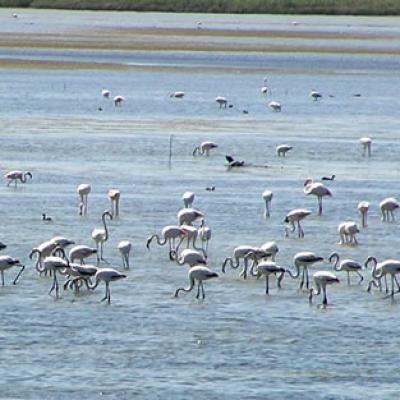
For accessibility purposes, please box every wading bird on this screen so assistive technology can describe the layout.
[329,252,363,285]
[338,221,359,246]
[146,225,187,254]
[0,256,24,286]
[359,137,372,157]
[118,240,132,269]
[256,261,286,294]
[310,90,322,101]
[170,248,207,267]
[108,189,121,218]
[88,268,127,304]
[182,191,195,208]
[177,208,203,226]
[286,252,324,290]
[192,141,218,157]
[276,144,292,157]
[222,245,258,279]
[309,271,340,306]
[268,101,281,112]
[262,190,273,218]
[69,245,97,264]
[4,171,32,187]
[77,183,91,216]
[92,211,113,262]
[303,178,332,215]
[284,208,311,238]
[215,96,227,108]
[114,95,125,106]
[365,256,400,298]
[379,197,399,222]
[358,201,369,228]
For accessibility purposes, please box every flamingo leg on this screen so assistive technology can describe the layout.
[356,271,364,284]
[318,196,322,215]
[347,271,350,285]
[299,268,305,289]
[196,281,201,299]
[125,254,130,269]
[305,268,310,289]
[101,282,109,302]
[201,281,205,299]
[322,286,328,305]
[265,275,269,294]
[48,274,56,294]
[1,271,4,286]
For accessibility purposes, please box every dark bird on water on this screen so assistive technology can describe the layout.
[206,186,216,191]
[225,155,245,168]
[321,175,335,181]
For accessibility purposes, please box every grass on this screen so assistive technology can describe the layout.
[1,0,400,15]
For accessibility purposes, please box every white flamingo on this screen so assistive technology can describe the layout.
[49,236,75,249]
[174,265,218,299]
[276,144,292,157]
[329,252,363,285]
[359,137,372,157]
[222,245,257,279]
[260,241,279,261]
[77,183,91,216]
[63,263,99,293]
[192,141,218,156]
[69,245,97,264]
[108,189,121,218]
[182,191,195,208]
[4,170,32,187]
[102,89,110,98]
[177,208,203,226]
[309,271,340,305]
[43,255,70,299]
[284,208,311,238]
[358,201,369,228]
[303,178,332,215]
[262,189,273,218]
[0,256,24,285]
[365,257,400,298]
[171,249,207,267]
[170,91,185,98]
[146,225,187,254]
[174,225,206,257]
[286,251,324,289]
[29,240,59,273]
[88,268,127,304]
[243,248,275,277]
[268,101,281,112]
[338,221,359,245]
[118,240,132,270]
[215,96,227,108]
[310,90,322,100]
[379,197,399,222]
[198,219,212,255]
[114,95,125,106]
[91,211,113,262]
[256,261,286,294]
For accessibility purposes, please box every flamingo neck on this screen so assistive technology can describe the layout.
[174,277,195,297]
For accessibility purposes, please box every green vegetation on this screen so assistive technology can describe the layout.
[1,0,400,15]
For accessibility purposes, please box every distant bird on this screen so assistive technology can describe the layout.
[77,183,91,216]
[338,221,360,246]
[262,189,273,218]
[182,191,195,208]
[276,144,292,157]
[256,261,286,294]
[170,91,185,98]
[108,189,121,218]
[284,208,311,238]
[174,265,218,299]
[102,89,110,98]
[205,186,216,191]
[225,155,245,168]
[358,201,369,228]
[359,137,372,157]
[69,245,97,264]
[261,86,268,95]
[329,252,363,285]
[88,268,127,304]
[215,96,227,109]
[0,242,6,251]
[118,240,132,270]
[0,256,24,286]
[379,197,399,222]
[91,211,113,262]
[268,101,281,112]
[310,90,322,101]
[242,109,249,114]
[286,251,324,289]
[4,171,32,187]
[192,141,218,156]
[309,271,340,306]
[113,95,125,106]
[177,208,203,226]
[321,175,335,181]
[303,178,332,215]
[12,13,18,18]
[42,213,53,222]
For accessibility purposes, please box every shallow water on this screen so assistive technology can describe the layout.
[0,9,400,400]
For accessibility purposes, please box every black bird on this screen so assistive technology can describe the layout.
[206,186,216,191]
[225,155,245,168]
[42,213,53,222]
[321,175,335,181]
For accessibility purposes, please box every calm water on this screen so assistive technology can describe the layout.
[0,9,400,400]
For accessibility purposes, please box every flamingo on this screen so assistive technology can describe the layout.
[177,208,203,226]
[146,225,187,254]
[286,251,324,289]
[268,101,281,112]
[29,240,59,273]
[118,240,132,269]
[310,90,322,101]
[174,265,218,299]
[114,95,125,106]
[358,201,369,228]
[170,91,185,98]
[173,225,206,257]
[63,263,99,293]
[88,268,127,304]
[329,252,363,285]
[102,89,110,98]
[379,197,399,222]
[0,256,24,286]
[50,236,75,249]
[261,86,268,95]
[108,189,121,218]
[182,191,195,208]
[262,190,273,218]
[303,178,332,215]
[338,221,359,245]
[69,245,97,264]
[192,141,218,157]
[365,257,400,298]
[91,211,113,262]
[284,208,311,238]
[222,245,258,279]
[43,255,70,298]
[276,144,292,157]
[260,241,279,261]
[243,248,274,277]
[198,219,211,255]
[170,249,207,267]
[77,183,91,216]
[256,261,286,294]
[359,137,372,157]
[309,271,340,305]
[215,96,227,108]
[4,171,32,187]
